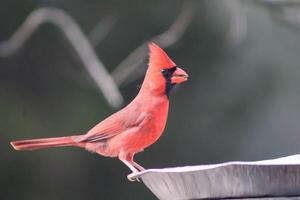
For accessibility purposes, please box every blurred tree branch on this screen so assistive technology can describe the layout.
[262,0,300,6]
[111,1,196,86]
[0,7,123,108]
[88,14,117,47]
[262,0,300,30]
[0,2,195,107]
[223,0,247,47]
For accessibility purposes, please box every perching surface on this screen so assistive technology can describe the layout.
[131,155,300,200]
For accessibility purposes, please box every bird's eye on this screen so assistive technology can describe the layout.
[161,69,169,76]
[161,66,177,77]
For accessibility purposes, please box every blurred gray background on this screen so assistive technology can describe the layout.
[1,0,300,199]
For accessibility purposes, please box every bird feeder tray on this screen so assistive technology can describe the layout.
[131,155,300,200]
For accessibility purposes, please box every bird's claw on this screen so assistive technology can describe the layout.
[127,173,141,182]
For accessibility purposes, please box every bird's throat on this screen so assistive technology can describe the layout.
[165,79,175,97]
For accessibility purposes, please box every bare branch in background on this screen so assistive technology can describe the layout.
[88,14,117,47]
[223,0,248,47]
[262,0,300,6]
[262,0,300,30]
[112,1,196,86]
[0,7,123,108]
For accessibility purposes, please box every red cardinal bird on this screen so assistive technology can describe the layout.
[10,43,188,180]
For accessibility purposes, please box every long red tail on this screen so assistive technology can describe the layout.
[10,135,79,151]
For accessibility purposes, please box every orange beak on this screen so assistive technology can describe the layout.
[171,67,189,84]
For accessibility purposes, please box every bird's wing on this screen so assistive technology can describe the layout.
[77,105,145,142]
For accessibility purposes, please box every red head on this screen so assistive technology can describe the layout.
[141,43,188,96]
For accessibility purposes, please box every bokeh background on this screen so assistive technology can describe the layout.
[1,0,300,199]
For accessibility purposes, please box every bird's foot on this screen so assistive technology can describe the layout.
[127,173,141,182]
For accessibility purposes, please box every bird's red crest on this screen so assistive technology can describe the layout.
[148,43,176,70]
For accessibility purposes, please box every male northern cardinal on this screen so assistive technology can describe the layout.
[10,43,188,180]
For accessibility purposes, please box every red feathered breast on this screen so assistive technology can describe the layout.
[101,95,170,157]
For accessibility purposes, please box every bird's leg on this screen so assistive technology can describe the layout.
[132,161,145,171]
[119,153,141,182]
[120,158,139,173]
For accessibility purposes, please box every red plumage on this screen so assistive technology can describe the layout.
[10,43,188,180]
